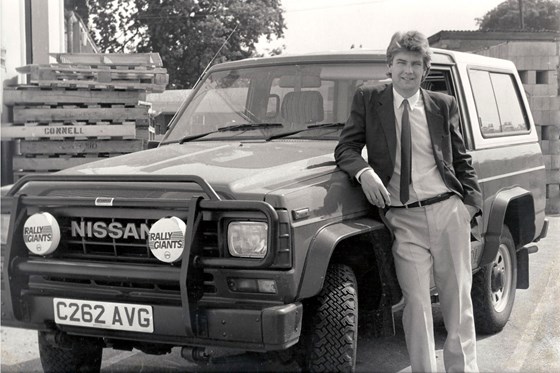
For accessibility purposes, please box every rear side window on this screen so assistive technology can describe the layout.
[469,69,529,137]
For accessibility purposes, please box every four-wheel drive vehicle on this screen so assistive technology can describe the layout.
[1,48,549,372]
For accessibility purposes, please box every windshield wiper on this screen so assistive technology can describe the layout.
[266,122,345,141]
[178,123,283,143]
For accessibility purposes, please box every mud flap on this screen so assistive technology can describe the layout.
[372,294,396,337]
[516,245,537,290]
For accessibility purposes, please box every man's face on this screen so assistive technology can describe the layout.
[388,51,426,98]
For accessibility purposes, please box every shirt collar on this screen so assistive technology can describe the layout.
[393,88,421,111]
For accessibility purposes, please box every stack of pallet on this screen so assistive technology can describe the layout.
[1,53,168,181]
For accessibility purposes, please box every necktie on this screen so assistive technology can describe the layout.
[400,99,412,205]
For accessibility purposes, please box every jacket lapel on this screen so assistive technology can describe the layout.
[376,86,397,168]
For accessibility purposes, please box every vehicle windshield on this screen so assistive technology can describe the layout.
[164,61,390,143]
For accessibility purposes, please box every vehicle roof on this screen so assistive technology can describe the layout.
[209,47,515,71]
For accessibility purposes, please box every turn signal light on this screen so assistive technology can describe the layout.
[227,278,277,294]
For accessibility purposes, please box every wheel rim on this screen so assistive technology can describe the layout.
[490,243,512,313]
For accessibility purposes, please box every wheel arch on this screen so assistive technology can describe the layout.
[481,186,535,266]
[297,217,389,300]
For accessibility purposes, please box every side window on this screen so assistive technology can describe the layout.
[490,73,530,132]
[422,70,455,96]
[469,69,529,137]
[422,69,467,139]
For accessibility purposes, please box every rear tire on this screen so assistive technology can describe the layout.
[303,263,358,372]
[38,331,102,373]
[472,225,517,334]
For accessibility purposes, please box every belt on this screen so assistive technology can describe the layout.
[391,192,455,209]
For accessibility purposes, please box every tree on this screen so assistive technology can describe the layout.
[476,0,560,31]
[86,0,285,89]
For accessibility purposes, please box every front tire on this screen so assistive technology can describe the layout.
[472,225,517,334]
[303,263,358,372]
[38,331,103,373]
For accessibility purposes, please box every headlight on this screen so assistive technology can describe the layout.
[227,221,268,258]
[1,214,10,245]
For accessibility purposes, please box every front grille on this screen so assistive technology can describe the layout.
[54,216,219,264]
[28,214,220,301]
[34,271,215,296]
[57,216,159,263]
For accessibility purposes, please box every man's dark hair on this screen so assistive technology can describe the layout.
[386,30,432,77]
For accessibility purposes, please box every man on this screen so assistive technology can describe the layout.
[335,31,482,372]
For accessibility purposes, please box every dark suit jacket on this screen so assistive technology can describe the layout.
[334,84,483,212]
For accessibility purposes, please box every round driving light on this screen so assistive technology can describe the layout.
[148,217,186,263]
[23,212,60,255]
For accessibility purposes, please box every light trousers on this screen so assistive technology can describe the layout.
[385,196,479,373]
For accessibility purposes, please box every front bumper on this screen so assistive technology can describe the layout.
[2,294,302,351]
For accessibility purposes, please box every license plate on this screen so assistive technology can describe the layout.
[53,298,153,333]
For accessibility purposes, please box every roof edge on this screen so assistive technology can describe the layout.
[429,30,560,43]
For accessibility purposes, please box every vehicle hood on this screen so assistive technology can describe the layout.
[58,140,339,199]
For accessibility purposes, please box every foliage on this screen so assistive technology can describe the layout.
[86,0,285,89]
[476,0,560,31]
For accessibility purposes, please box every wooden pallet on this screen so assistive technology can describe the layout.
[33,80,166,92]
[3,86,146,105]
[18,139,147,155]
[9,137,150,181]
[17,64,168,93]
[50,53,163,67]
[2,122,138,140]
[19,64,168,83]
[12,154,113,172]
[12,105,150,124]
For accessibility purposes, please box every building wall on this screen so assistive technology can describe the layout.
[431,38,506,52]
[48,0,65,58]
[1,0,27,90]
[475,41,560,214]
[1,0,66,115]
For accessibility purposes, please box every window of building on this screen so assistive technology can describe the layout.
[469,69,529,137]
[536,70,549,84]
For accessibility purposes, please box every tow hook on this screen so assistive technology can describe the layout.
[43,330,101,350]
[181,347,210,363]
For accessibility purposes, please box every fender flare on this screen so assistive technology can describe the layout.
[297,217,387,299]
[480,186,535,266]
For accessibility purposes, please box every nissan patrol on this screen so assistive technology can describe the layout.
[1,48,549,372]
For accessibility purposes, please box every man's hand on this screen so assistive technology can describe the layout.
[360,169,391,208]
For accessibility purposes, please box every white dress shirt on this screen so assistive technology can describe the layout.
[358,88,450,206]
